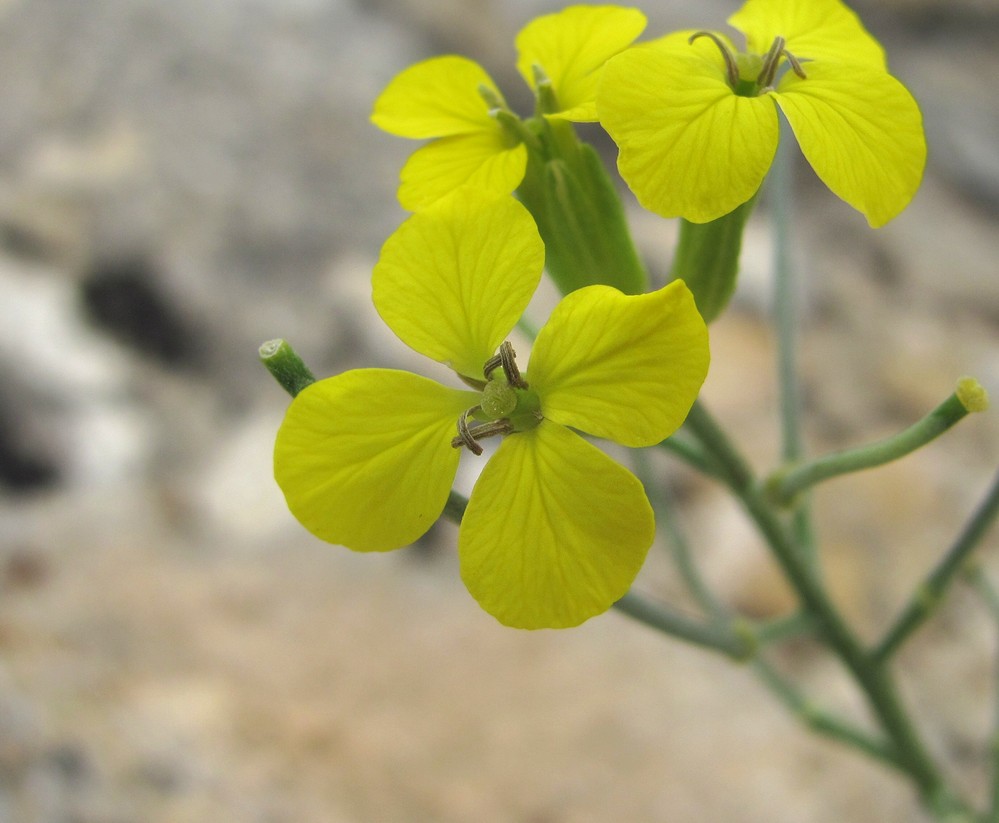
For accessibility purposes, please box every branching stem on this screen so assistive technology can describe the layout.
[875,470,999,661]
[683,400,968,815]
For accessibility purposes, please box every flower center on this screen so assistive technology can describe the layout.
[451,341,543,455]
[689,32,807,96]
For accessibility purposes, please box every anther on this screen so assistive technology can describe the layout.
[689,31,739,89]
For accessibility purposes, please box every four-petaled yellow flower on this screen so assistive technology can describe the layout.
[597,0,926,226]
[370,5,646,210]
[273,188,709,629]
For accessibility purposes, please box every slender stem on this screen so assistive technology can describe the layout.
[875,470,999,661]
[751,656,902,769]
[966,567,999,823]
[613,591,752,659]
[769,388,982,506]
[442,489,469,524]
[661,501,728,622]
[632,448,727,620]
[684,400,963,812]
[770,115,818,568]
[636,442,900,773]
[968,566,999,624]
[516,313,541,341]
[754,611,818,646]
[640,432,928,784]
[772,116,802,468]
[656,433,727,478]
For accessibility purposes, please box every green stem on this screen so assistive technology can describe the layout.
[632,448,727,620]
[966,567,999,823]
[772,117,801,469]
[754,611,818,646]
[875,470,999,662]
[639,433,937,784]
[656,433,726,479]
[769,384,986,506]
[516,313,541,342]
[967,566,999,626]
[442,489,470,525]
[635,446,895,769]
[770,116,817,567]
[613,591,753,659]
[259,338,316,398]
[684,399,964,813]
[751,656,902,769]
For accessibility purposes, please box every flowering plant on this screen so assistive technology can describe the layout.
[273,189,708,628]
[262,1,996,819]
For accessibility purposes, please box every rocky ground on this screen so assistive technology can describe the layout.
[0,0,997,821]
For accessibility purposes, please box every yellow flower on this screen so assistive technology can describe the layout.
[597,0,926,226]
[274,189,710,628]
[370,5,646,210]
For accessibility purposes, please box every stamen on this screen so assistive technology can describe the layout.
[454,341,534,454]
[784,49,807,80]
[756,35,786,90]
[451,410,515,454]
[689,31,739,89]
[453,407,483,455]
[756,36,806,90]
[484,341,528,388]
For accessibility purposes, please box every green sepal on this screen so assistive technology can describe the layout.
[516,119,647,296]
[670,194,758,323]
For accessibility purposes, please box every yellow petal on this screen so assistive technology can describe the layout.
[599,43,779,222]
[516,4,647,122]
[459,421,654,629]
[728,0,886,69]
[528,282,709,447]
[372,188,544,380]
[371,55,502,138]
[275,369,476,552]
[397,131,528,211]
[773,61,926,226]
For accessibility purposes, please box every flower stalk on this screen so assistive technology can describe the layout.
[259,338,315,398]
[767,381,988,507]
[770,116,818,567]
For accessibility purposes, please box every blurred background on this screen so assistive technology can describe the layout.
[0,0,996,820]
